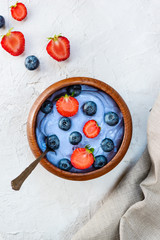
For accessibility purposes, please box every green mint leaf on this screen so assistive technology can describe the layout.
[90,148,94,153]
[85,144,90,149]
[71,91,75,97]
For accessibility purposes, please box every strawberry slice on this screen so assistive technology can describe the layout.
[83,120,100,138]
[10,2,27,21]
[46,34,70,62]
[1,28,25,56]
[71,146,94,170]
[56,94,79,117]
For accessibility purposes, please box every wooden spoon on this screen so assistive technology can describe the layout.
[11,149,49,191]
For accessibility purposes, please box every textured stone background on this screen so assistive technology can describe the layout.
[0,0,160,239]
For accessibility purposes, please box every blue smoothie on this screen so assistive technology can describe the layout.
[36,85,124,173]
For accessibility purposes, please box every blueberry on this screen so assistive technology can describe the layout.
[41,100,53,114]
[0,16,5,28]
[82,101,97,116]
[101,138,114,152]
[58,117,71,131]
[69,131,82,145]
[25,55,40,70]
[58,158,72,171]
[67,85,81,97]
[93,155,107,169]
[104,112,119,126]
[47,135,60,150]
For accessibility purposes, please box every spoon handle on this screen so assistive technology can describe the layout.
[11,149,48,191]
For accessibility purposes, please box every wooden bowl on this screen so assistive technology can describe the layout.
[27,77,132,181]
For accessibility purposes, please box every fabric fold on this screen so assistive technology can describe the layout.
[120,94,160,240]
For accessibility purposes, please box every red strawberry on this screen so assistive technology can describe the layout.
[56,94,79,117]
[71,146,94,170]
[1,28,25,56]
[83,120,100,138]
[46,34,70,62]
[10,2,27,21]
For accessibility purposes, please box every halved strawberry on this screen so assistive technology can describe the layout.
[46,34,70,62]
[1,28,25,56]
[10,2,27,21]
[83,120,100,138]
[56,94,79,117]
[71,146,94,170]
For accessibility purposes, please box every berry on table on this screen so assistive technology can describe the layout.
[1,28,25,56]
[25,55,40,71]
[10,2,27,21]
[0,16,5,28]
[46,34,70,62]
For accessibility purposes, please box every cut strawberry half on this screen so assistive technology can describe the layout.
[10,2,27,21]
[56,94,79,117]
[71,146,94,170]
[83,120,100,138]
[1,28,25,56]
[46,34,70,62]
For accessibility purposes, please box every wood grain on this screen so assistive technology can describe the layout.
[27,77,132,181]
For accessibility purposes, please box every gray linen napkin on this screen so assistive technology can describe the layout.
[72,94,160,240]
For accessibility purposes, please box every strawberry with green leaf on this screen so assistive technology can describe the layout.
[56,94,79,117]
[10,2,27,21]
[71,145,95,170]
[83,120,100,138]
[46,34,70,62]
[1,28,25,56]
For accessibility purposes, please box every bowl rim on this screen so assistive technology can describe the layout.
[27,77,132,181]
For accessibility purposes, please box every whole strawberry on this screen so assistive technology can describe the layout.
[56,94,79,117]
[10,2,27,21]
[46,34,70,62]
[71,145,94,170]
[1,28,25,56]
